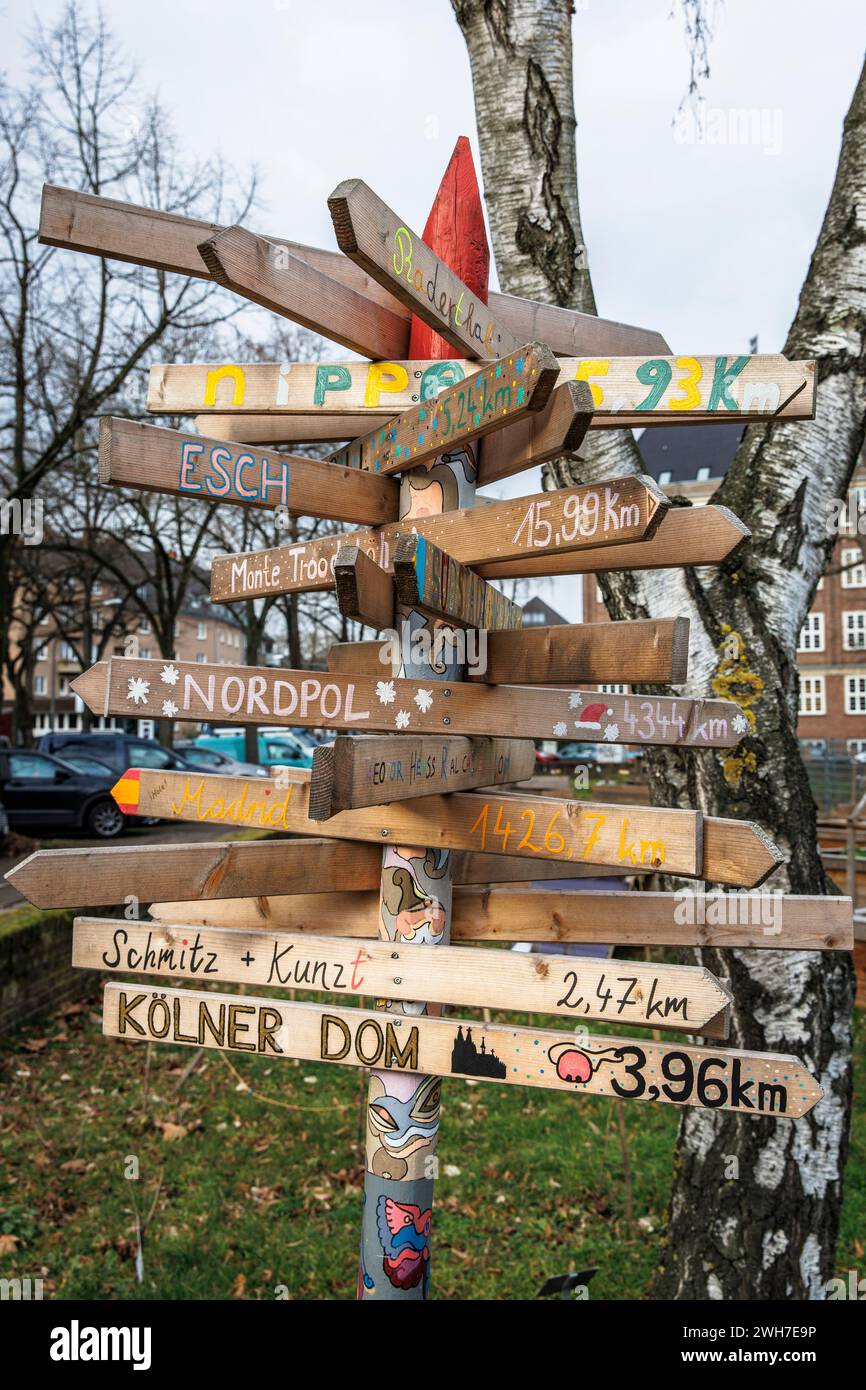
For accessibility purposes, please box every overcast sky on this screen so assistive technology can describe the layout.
[3,0,865,619]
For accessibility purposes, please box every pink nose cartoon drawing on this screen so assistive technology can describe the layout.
[547,1041,622,1085]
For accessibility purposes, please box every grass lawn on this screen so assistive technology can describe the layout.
[1,986,863,1300]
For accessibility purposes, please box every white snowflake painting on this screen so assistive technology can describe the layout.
[603,723,619,742]
[376,680,396,705]
[553,721,568,737]
[160,664,180,686]
[414,688,433,713]
[162,700,179,718]
[126,677,151,706]
[731,713,749,735]
[395,710,411,729]
[568,692,583,710]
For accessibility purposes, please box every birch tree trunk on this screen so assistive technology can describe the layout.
[452,0,863,1298]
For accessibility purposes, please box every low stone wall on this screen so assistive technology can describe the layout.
[0,909,100,1033]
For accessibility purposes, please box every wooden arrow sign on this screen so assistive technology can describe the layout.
[104,768,780,885]
[477,505,751,581]
[109,767,705,876]
[392,534,523,631]
[101,982,822,1117]
[327,343,561,475]
[308,734,536,818]
[209,475,666,602]
[328,178,518,360]
[99,418,398,526]
[39,185,672,356]
[75,918,732,1034]
[147,886,853,953]
[195,378,594,485]
[328,618,690,687]
[5,840,623,911]
[151,354,816,428]
[197,224,407,360]
[71,657,746,749]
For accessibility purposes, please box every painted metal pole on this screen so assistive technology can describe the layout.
[358,139,487,1301]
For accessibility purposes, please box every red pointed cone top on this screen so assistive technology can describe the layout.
[408,136,490,362]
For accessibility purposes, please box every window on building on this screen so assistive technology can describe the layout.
[59,677,70,695]
[140,647,151,660]
[139,618,151,634]
[845,675,866,714]
[658,470,671,485]
[847,739,866,756]
[33,675,47,695]
[696,466,711,481]
[843,611,866,650]
[197,622,207,640]
[60,642,76,660]
[841,548,866,588]
[798,675,826,716]
[92,580,102,595]
[797,613,825,652]
[600,684,627,695]
[35,645,48,662]
[196,652,206,663]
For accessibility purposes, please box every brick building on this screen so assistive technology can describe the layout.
[1,569,246,742]
[580,424,866,752]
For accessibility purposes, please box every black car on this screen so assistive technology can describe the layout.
[37,731,196,775]
[0,748,126,838]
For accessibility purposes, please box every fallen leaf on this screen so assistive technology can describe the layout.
[157,1122,188,1143]
[61,1159,87,1173]
[231,1273,247,1298]
[0,1234,21,1255]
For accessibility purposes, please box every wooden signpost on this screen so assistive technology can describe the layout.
[70,656,747,748]
[149,353,816,430]
[25,138,838,1304]
[209,473,667,603]
[100,981,822,1119]
[73,918,733,1034]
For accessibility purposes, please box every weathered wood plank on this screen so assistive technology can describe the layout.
[328,178,518,360]
[197,224,407,360]
[71,657,747,749]
[109,767,705,877]
[308,734,536,819]
[209,475,666,602]
[148,887,853,952]
[101,982,823,1117]
[75,917,732,1032]
[327,343,561,476]
[39,185,671,355]
[477,505,751,580]
[99,418,398,526]
[152,353,816,427]
[392,533,523,631]
[334,546,395,631]
[325,620,690,686]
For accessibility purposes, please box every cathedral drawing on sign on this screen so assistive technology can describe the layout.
[450,1026,507,1079]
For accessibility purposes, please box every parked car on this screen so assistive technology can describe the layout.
[53,751,117,779]
[175,741,270,778]
[534,746,559,772]
[555,741,600,767]
[37,731,197,775]
[193,730,314,769]
[0,748,126,838]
